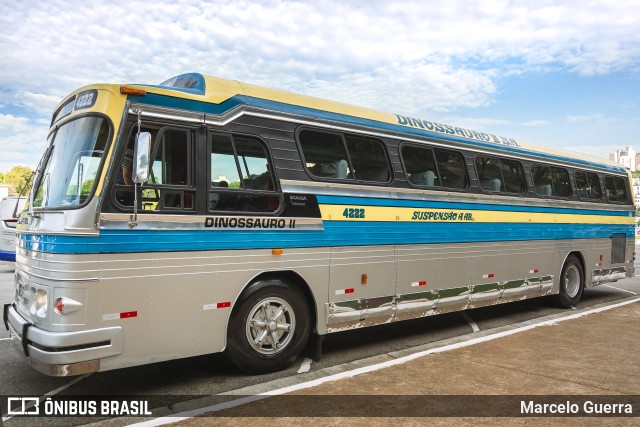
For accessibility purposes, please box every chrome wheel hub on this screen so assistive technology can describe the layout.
[564,265,580,298]
[245,297,295,355]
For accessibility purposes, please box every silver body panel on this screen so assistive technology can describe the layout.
[7,231,633,374]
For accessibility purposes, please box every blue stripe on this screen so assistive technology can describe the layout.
[0,249,16,262]
[316,195,634,217]
[133,92,627,173]
[19,222,633,254]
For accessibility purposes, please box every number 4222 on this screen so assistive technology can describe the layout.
[343,208,365,219]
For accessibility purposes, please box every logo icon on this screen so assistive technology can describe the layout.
[7,397,40,415]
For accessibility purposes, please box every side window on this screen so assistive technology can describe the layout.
[299,129,391,183]
[402,145,439,187]
[532,165,571,198]
[401,144,467,190]
[112,123,195,212]
[299,130,352,180]
[211,134,241,188]
[150,129,191,186]
[575,171,602,201]
[475,156,526,194]
[604,176,629,204]
[434,149,468,189]
[344,135,390,182]
[145,127,194,211]
[209,133,278,213]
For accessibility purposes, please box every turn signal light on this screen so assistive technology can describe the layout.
[120,86,147,96]
[53,297,83,315]
[54,298,64,314]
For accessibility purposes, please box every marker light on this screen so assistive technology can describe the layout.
[53,297,83,315]
[120,86,147,96]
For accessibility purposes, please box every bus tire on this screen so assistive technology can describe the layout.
[224,278,310,374]
[551,255,584,308]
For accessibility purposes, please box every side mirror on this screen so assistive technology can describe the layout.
[132,132,151,184]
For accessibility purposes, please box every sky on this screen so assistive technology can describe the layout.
[1,0,639,173]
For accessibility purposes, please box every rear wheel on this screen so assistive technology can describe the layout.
[551,255,584,308]
[224,279,310,374]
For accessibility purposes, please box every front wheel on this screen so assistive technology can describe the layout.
[550,255,584,308]
[224,279,310,374]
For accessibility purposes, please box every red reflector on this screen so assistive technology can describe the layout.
[533,269,538,273]
[120,311,137,319]
[345,288,354,294]
[488,274,494,278]
[217,302,231,309]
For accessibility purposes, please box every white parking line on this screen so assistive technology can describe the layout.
[1,373,92,423]
[602,284,637,295]
[128,297,640,427]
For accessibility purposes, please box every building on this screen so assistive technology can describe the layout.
[610,146,636,171]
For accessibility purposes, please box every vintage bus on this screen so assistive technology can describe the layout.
[3,73,635,376]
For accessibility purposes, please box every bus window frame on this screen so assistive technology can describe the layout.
[604,174,631,205]
[33,112,114,212]
[143,125,197,212]
[574,170,603,202]
[207,129,283,216]
[110,121,198,213]
[531,163,572,200]
[399,141,469,192]
[473,153,527,196]
[295,126,394,186]
[148,126,195,189]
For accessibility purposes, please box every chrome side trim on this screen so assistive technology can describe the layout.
[435,286,470,312]
[326,275,555,332]
[394,290,438,321]
[592,267,628,285]
[99,213,324,231]
[129,103,206,124]
[280,180,633,212]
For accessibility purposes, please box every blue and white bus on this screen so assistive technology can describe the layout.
[3,73,635,376]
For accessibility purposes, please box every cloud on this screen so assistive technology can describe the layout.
[0,0,638,171]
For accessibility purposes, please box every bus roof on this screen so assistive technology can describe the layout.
[122,72,625,174]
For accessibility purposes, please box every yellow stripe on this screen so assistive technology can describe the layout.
[321,205,634,225]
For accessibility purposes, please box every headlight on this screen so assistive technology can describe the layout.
[29,288,48,318]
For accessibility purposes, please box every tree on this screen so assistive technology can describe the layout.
[4,166,34,196]
[0,172,4,183]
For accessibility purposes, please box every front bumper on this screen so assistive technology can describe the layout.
[3,303,123,376]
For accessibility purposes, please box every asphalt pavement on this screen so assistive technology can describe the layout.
[170,297,640,427]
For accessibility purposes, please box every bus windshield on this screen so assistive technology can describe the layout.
[33,116,110,208]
